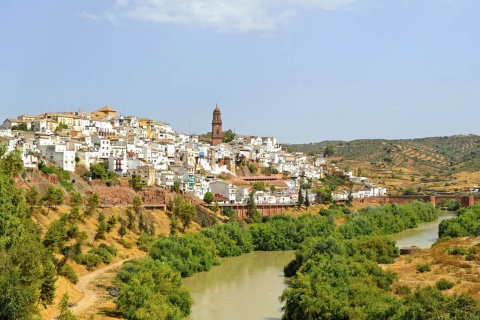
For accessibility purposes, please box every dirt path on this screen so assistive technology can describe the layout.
[71,255,145,316]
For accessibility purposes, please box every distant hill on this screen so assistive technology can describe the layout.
[285,134,480,176]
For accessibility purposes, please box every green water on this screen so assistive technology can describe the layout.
[182,250,295,320]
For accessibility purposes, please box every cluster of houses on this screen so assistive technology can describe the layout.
[0,106,387,205]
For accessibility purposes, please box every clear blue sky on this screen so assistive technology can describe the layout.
[1,0,479,143]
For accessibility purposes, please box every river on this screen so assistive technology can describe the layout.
[183,211,456,320]
[391,211,457,249]
[182,250,295,320]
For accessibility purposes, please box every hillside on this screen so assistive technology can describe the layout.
[286,134,480,194]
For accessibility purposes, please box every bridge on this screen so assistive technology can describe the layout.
[356,195,479,208]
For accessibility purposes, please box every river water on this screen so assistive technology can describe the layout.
[183,211,456,320]
[391,211,457,249]
[182,250,295,320]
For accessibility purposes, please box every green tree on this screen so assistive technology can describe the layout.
[252,181,266,191]
[56,293,77,320]
[133,195,143,219]
[126,209,135,233]
[222,129,236,143]
[116,258,192,320]
[246,190,260,221]
[203,191,214,204]
[106,215,117,232]
[312,186,333,204]
[304,189,310,207]
[129,174,143,191]
[84,193,100,218]
[25,185,40,216]
[0,144,23,177]
[118,219,127,238]
[324,144,335,157]
[38,262,57,309]
[178,202,197,232]
[170,213,179,236]
[297,188,304,208]
[69,191,83,207]
[212,202,220,214]
[42,185,64,215]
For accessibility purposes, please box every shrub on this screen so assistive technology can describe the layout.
[465,253,476,261]
[416,263,431,273]
[136,232,154,252]
[88,247,114,264]
[117,238,133,249]
[447,247,468,255]
[58,265,78,284]
[99,243,118,256]
[395,285,411,295]
[436,279,454,290]
[75,253,103,270]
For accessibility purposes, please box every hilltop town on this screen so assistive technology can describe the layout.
[0,105,386,205]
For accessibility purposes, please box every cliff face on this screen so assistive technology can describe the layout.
[91,184,169,206]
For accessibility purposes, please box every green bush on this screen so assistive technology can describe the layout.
[436,278,454,290]
[416,263,431,273]
[465,253,476,261]
[447,247,468,255]
[395,285,411,295]
[75,253,103,270]
[99,243,118,256]
[117,238,133,249]
[88,247,113,264]
[58,264,78,284]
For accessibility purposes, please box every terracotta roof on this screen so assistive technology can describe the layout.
[96,106,116,112]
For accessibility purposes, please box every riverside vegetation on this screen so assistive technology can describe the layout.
[115,199,480,319]
[1,141,480,319]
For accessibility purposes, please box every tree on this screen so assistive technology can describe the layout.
[252,181,266,191]
[324,144,335,157]
[38,262,57,309]
[222,129,236,143]
[118,219,127,238]
[126,209,135,233]
[203,191,214,204]
[170,214,179,236]
[312,186,333,204]
[129,174,143,191]
[0,145,23,177]
[305,189,310,208]
[133,195,143,219]
[106,215,117,232]
[297,188,304,208]
[69,191,83,207]
[212,202,220,214]
[85,193,100,218]
[138,212,147,233]
[56,293,77,320]
[178,202,197,232]
[246,190,260,221]
[115,258,192,320]
[25,185,40,216]
[42,185,64,215]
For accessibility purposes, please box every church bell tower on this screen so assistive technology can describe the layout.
[211,105,223,146]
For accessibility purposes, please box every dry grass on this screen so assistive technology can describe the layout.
[385,237,480,300]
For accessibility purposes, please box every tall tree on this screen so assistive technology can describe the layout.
[246,190,259,220]
[132,195,143,219]
[38,262,57,309]
[297,188,304,208]
[305,189,310,208]
[84,193,100,218]
[56,293,77,320]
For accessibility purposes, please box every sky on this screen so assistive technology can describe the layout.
[1,0,479,143]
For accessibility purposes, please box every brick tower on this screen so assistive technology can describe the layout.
[211,105,223,146]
